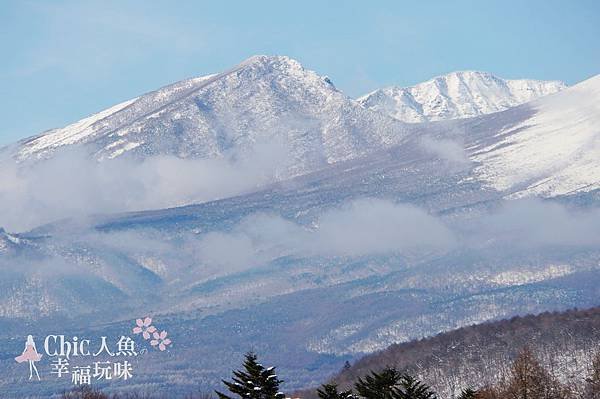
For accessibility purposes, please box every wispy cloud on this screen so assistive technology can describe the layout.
[419,135,469,165]
[473,199,600,248]
[194,199,457,270]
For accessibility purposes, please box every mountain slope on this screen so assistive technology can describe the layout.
[11,56,407,177]
[358,71,565,122]
[7,60,592,206]
[472,74,600,197]
[2,125,599,393]
[0,228,23,254]
[2,71,600,326]
[321,307,600,399]
[1,57,599,396]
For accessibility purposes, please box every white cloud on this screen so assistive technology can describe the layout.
[473,198,600,248]
[419,135,469,164]
[191,197,600,272]
[0,140,289,232]
[193,199,456,270]
[312,198,456,257]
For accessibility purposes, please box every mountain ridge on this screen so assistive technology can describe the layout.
[358,70,565,122]
[9,58,567,169]
[9,55,408,178]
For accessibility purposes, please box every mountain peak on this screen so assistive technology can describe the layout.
[434,70,495,79]
[13,54,331,161]
[233,55,311,78]
[358,71,566,122]
[239,54,300,67]
[234,54,337,90]
[11,54,394,173]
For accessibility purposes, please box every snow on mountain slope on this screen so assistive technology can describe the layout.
[13,56,407,177]
[17,98,138,158]
[358,71,565,122]
[1,66,600,391]
[15,73,215,159]
[472,74,600,197]
[0,228,22,253]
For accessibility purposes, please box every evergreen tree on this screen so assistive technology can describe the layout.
[216,352,285,399]
[355,367,403,399]
[317,383,355,399]
[393,374,437,399]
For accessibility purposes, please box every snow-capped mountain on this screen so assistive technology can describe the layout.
[472,74,600,197]
[7,58,579,198]
[357,71,565,122]
[1,55,599,396]
[12,55,406,177]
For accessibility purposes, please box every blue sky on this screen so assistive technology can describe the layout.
[1,0,599,145]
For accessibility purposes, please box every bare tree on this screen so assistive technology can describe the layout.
[502,347,571,399]
[584,351,600,399]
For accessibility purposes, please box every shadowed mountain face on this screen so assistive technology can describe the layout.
[0,56,599,397]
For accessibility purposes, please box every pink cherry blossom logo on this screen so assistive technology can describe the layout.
[150,331,172,351]
[132,316,172,351]
[132,317,157,340]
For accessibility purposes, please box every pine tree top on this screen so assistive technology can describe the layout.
[216,352,285,399]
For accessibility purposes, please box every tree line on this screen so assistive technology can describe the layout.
[61,346,600,399]
[311,347,600,399]
[328,307,600,398]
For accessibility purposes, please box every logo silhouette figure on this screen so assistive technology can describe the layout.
[15,335,42,380]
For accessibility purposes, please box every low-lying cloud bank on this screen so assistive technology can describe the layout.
[473,198,600,248]
[0,140,289,232]
[0,132,474,234]
[195,199,457,270]
[194,198,600,272]
[2,194,600,321]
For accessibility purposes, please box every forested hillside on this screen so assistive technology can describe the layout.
[310,307,600,398]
